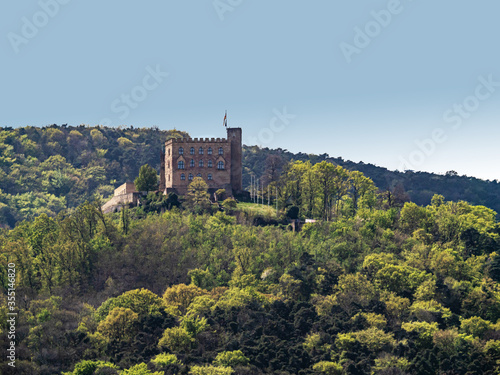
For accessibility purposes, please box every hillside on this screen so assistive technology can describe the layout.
[1,125,499,228]
[1,125,500,374]
[243,146,500,214]
[1,186,500,374]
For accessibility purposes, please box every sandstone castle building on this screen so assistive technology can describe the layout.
[102,127,243,213]
[159,127,243,196]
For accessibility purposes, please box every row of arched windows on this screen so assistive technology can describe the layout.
[178,147,224,155]
[177,160,224,170]
[180,173,213,181]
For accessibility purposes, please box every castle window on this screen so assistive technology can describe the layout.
[181,173,185,180]
[218,147,224,155]
[190,147,195,155]
[179,147,184,155]
[190,159,195,167]
[199,147,204,155]
[208,160,213,168]
[208,147,213,155]
[178,161,185,169]
[199,160,204,167]
[168,149,170,156]
[217,161,224,170]
[197,173,202,177]
[208,173,213,180]
[167,161,170,169]
[188,173,193,181]
[168,175,170,181]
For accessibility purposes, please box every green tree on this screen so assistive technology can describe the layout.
[97,307,139,342]
[185,177,211,213]
[134,164,158,192]
[214,350,250,367]
[63,360,118,375]
[347,170,376,214]
[189,366,234,375]
[312,361,343,375]
[158,326,194,352]
[120,363,164,375]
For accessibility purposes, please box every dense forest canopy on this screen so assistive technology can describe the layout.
[1,124,500,374]
[1,124,499,227]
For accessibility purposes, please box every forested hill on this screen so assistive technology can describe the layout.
[1,125,499,226]
[243,146,500,214]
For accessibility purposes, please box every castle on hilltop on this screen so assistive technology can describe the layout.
[102,127,244,214]
[160,127,243,196]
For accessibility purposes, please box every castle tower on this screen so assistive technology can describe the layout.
[159,144,166,192]
[227,127,242,192]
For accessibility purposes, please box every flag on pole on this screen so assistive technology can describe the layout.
[223,111,227,127]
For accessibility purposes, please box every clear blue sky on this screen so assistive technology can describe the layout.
[2,1,500,180]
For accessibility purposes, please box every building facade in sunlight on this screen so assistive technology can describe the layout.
[160,127,243,196]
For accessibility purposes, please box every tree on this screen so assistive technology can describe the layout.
[214,350,250,367]
[189,366,234,375]
[120,363,164,375]
[96,288,166,321]
[97,307,139,342]
[312,361,343,374]
[215,189,226,202]
[347,170,376,214]
[158,326,194,352]
[134,164,158,192]
[185,177,211,213]
[63,360,118,375]
[263,154,285,185]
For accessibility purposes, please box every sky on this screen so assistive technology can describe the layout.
[1,0,500,181]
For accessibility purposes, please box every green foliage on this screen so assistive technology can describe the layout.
[97,307,139,341]
[221,198,238,213]
[402,321,439,345]
[63,360,118,375]
[96,288,166,321]
[135,164,158,192]
[374,264,431,295]
[185,177,212,213]
[158,326,194,352]
[186,295,216,317]
[151,353,182,367]
[212,287,266,311]
[189,268,216,289]
[181,315,209,337]
[163,284,207,314]
[120,363,164,375]
[1,135,500,375]
[460,316,493,337]
[0,126,188,226]
[312,361,343,375]
[189,365,234,375]
[213,350,249,367]
[409,299,452,321]
[336,327,395,352]
[372,355,410,374]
